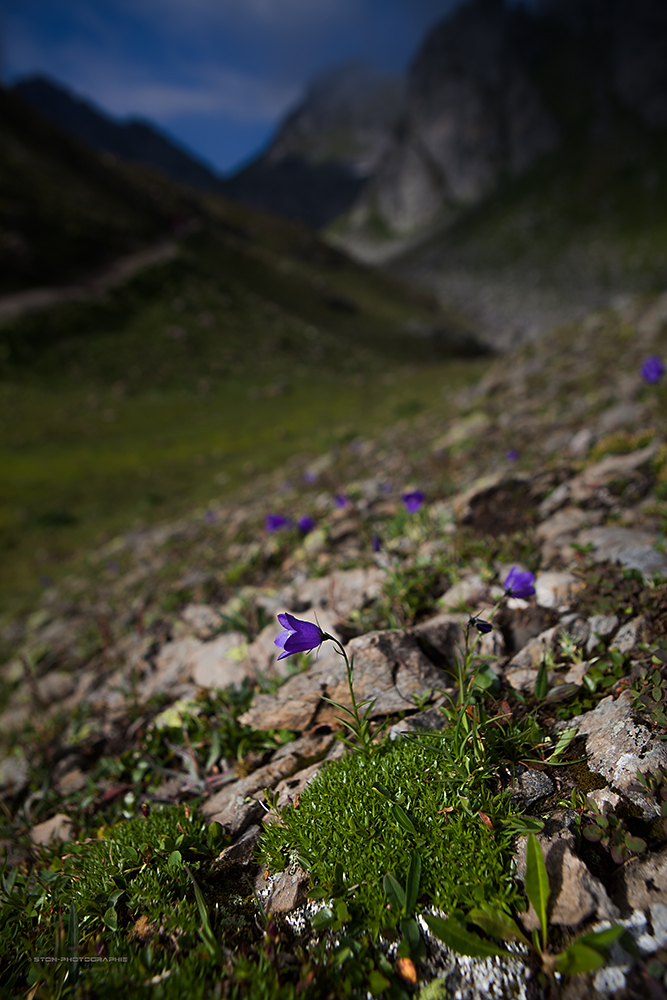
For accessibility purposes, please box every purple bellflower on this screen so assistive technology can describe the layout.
[403,490,425,513]
[334,494,348,509]
[469,615,493,635]
[265,514,287,532]
[274,613,326,660]
[641,356,665,384]
[304,470,317,484]
[298,515,315,534]
[506,449,519,462]
[372,534,381,553]
[504,566,536,599]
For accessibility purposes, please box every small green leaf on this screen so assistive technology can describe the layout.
[577,925,626,953]
[186,865,219,958]
[423,915,513,958]
[554,941,607,975]
[371,782,395,801]
[168,850,182,867]
[391,802,417,836]
[583,824,603,842]
[335,899,350,925]
[383,872,406,911]
[534,659,548,701]
[368,970,391,995]
[503,815,544,835]
[624,835,647,854]
[103,907,117,931]
[311,907,334,930]
[405,851,422,915]
[524,834,550,950]
[468,903,532,950]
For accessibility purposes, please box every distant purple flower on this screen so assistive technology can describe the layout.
[372,534,381,553]
[403,491,425,514]
[274,613,326,660]
[641,356,665,384]
[334,494,348,509]
[265,514,287,532]
[381,481,392,494]
[303,470,317,484]
[469,615,493,635]
[204,509,217,523]
[298,515,315,534]
[506,449,519,462]
[504,566,536,599]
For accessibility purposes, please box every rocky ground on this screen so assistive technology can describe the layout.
[3,291,667,997]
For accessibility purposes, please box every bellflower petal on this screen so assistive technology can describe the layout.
[504,566,536,599]
[403,490,425,513]
[274,613,325,660]
[298,515,315,534]
[266,514,287,532]
[641,356,665,384]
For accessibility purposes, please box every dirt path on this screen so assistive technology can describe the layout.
[0,239,178,326]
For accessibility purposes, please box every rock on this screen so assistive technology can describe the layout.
[575,525,667,579]
[30,813,73,846]
[137,637,200,701]
[264,865,310,916]
[0,752,28,797]
[585,614,619,654]
[388,705,448,741]
[568,427,593,457]
[190,631,252,689]
[215,824,262,867]
[611,615,646,654]
[617,847,667,913]
[437,575,489,611]
[55,767,87,795]
[202,729,336,833]
[270,744,346,811]
[291,567,385,620]
[534,571,585,610]
[239,628,452,732]
[535,506,604,563]
[505,625,560,690]
[179,603,223,639]
[514,813,619,929]
[413,612,466,669]
[508,765,555,810]
[540,443,659,515]
[571,691,667,818]
[37,670,75,702]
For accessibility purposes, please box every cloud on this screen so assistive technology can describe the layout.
[96,69,300,123]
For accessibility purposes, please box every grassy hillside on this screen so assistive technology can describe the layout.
[0,100,487,618]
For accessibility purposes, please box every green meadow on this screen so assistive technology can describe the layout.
[0,222,487,616]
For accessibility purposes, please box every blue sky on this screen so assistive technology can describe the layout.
[2,0,462,175]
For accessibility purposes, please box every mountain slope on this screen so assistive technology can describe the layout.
[13,75,222,194]
[226,61,405,229]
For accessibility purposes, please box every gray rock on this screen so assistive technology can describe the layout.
[202,729,336,832]
[438,574,490,611]
[0,752,28,797]
[291,567,385,620]
[190,631,252,689]
[571,691,667,818]
[388,705,448,741]
[508,766,555,810]
[263,865,310,916]
[30,813,73,846]
[215,824,261,867]
[514,813,619,929]
[586,614,619,654]
[239,628,452,732]
[37,671,75,703]
[574,525,667,580]
[618,847,667,913]
[179,603,223,639]
[534,571,585,610]
[535,505,604,562]
[541,444,659,516]
[611,615,646,654]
